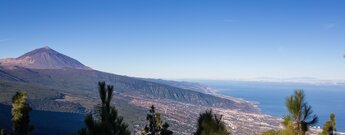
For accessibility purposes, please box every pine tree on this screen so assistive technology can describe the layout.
[11,92,33,135]
[285,90,318,135]
[77,81,130,135]
[320,113,336,135]
[142,105,173,135]
[280,115,295,135]
[194,109,230,135]
[259,117,295,135]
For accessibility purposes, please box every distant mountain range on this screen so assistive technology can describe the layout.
[0,46,258,134]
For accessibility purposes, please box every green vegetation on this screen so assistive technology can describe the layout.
[194,109,230,135]
[11,92,33,135]
[320,113,336,135]
[284,90,318,135]
[259,90,320,135]
[77,82,130,135]
[258,128,295,135]
[141,105,173,135]
[259,130,284,135]
[0,80,61,104]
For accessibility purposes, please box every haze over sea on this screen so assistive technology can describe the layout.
[195,80,345,132]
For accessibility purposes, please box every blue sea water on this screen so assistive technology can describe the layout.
[196,80,345,132]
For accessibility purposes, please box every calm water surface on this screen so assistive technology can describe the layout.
[196,80,345,131]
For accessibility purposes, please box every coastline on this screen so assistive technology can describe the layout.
[202,81,345,133]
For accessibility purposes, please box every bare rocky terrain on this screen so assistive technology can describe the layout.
[0,46,91,70]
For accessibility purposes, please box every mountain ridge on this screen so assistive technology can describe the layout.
[0,46,91,70]
[0,67,257,112]
[0,46,257,112]
[0,46,265,134]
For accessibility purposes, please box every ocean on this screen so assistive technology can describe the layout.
[195,80,345,132]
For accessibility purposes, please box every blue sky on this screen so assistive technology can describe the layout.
[0,0,345,80]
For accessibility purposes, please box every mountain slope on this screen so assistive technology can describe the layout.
[142,78,217,94]
[0,67,256,112]
[0,46,256,112]
[0,46,91,70]
[0,46,263,134]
